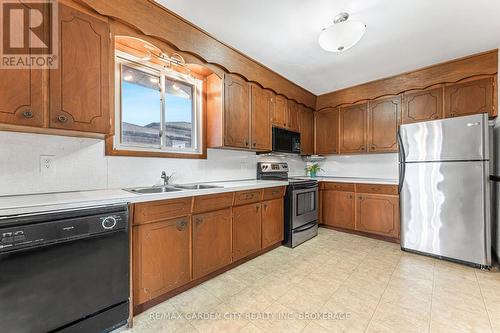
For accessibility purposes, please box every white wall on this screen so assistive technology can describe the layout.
[310,153,399,179]
[0,131,306,196]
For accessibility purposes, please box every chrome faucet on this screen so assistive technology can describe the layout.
[161,171,173,186]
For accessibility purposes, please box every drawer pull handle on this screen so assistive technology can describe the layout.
[22,110,33,118]
[57,115,68,123]
[195,217,203,226]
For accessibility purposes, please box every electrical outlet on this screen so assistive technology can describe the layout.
[40,155,56,177]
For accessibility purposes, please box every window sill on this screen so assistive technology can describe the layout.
[105,137,207,159]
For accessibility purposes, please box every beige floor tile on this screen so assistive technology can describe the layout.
[226,286,275,314]
[432,288,487,315]
[189,302,251,333]
[431,305,493,333]
[301,321,331,333]
[276,284,328,313]
[250,302,309,333]
[169,285,222,313]
[366,320,429,333]
[371,301,430,333]
[200,272,248,301]
[315,307,372,333]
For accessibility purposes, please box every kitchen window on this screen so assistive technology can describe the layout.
[113,52,204,157]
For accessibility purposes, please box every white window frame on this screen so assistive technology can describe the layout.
[114,51,203,155]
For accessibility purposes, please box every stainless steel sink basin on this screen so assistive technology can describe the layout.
[172,184,224,190]
[125,186,181,194]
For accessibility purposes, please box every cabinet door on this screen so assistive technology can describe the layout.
[356,194,399,238]
[299,107,314,155]
[315,108,339,155]
[0,1,46,128]
[50,4,110,133]
[322,191,355,230]
[224,74,251,148]
[233,203,262,261]
[339,103,367,153]
[402,87,443,124]
[272,95,287,128]
[193,209,232,279]
[261,199,283,248]
[444,77,495,118]
[368,96,401,153]
[287,100,300,132]
[251,84,272,150]
[133,217,191,305]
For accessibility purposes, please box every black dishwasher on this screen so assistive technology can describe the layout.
[0,204,130,333]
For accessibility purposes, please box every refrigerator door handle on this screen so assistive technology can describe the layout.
[397,129,406,194]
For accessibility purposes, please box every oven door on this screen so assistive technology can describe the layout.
[292,186,318,229]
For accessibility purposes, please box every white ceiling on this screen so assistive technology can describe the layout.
[155,0,500,95]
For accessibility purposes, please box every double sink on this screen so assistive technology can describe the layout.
[125,183,223,194]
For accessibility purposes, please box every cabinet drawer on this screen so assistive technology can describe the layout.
[263,186,286,200]
[356,184,398,195]
[134,197,192,225]
[193,192,234,214]
[234,189,263,206]
[321,182,355,192]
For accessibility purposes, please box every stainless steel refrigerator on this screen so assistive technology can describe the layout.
[398,113,493,268]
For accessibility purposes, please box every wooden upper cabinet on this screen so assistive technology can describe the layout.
[402,87,443,124]
[250,84,272,151]
[287,100,300,132]
[355,194,399,238]
[223,73,251,148]
[322,190,355,230]
[315,108,339,155]
[50,4,110,134]
[192,208,232,279]
[133,217,191,305]
[444,77,495,118]
[299,107,314,155]
[368,96,401,153]
[0,67,45,127]
[232,202,262,261]
[261,199,284,248]
[339,103,367,153]
[272,95,288,128]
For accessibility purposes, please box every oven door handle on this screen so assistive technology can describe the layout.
[292,186,319,194]
[294,221,317,233]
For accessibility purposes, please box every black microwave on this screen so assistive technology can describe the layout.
[272,127,301,154]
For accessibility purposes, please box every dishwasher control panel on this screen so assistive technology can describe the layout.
[0,207,128,252]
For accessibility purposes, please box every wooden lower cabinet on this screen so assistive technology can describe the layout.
[355,194,400,238]
[320,182,400,240]
[261,199,284,248]
[322,190,355,229]
[193,209,232,279]
[133,217,191,305]
[233,203,262,261]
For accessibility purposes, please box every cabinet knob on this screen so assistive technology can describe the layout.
[22,110,33,118]
[57,115,68,123]
[263,203,268,209]
[253,141,257,147]
[256,204,260,211]
[176,218,188,231]
[349,194,353,199]
[195,217,203,225]
[245,139,249,147]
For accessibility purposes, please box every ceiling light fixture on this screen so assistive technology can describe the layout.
[318,12,366,52]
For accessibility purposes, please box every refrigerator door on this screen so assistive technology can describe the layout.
[400,113,489,162]
[400,160,491,266]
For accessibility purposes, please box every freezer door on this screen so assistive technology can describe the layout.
[400,161,491,266]
[400,113,489,162]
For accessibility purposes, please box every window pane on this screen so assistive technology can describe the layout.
[165,78,194,149]
[121,65,161,146]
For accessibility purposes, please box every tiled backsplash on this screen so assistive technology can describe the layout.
[0,131,306,196]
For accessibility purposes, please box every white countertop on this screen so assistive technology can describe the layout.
[0,180,288,217]
[293,176,399,185]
